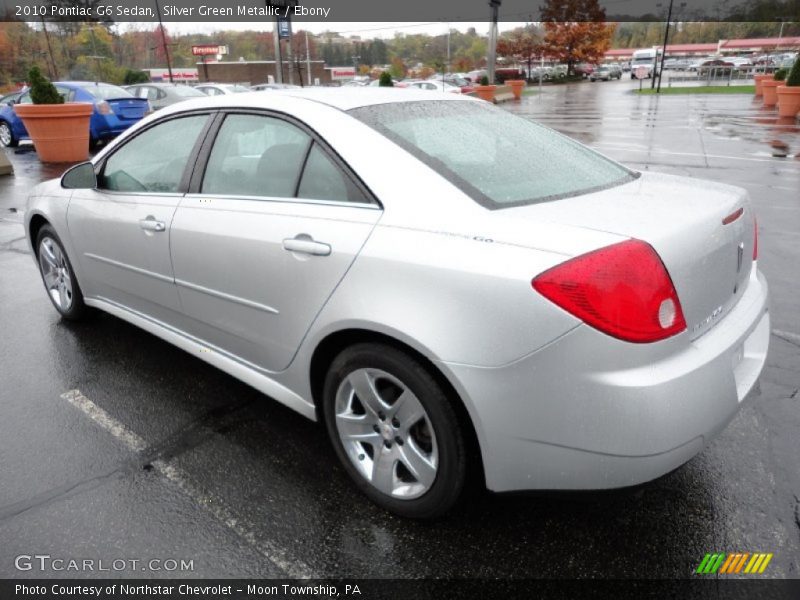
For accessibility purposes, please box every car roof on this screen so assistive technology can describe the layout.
[127,82,186,88]
[160,87,474,113]
[55,81,123,88]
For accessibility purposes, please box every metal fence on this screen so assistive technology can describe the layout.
[660,66,771,87]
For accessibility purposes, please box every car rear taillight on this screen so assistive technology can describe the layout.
[96,100,113,115]
[532,239,687,343]
[753,216,758,261]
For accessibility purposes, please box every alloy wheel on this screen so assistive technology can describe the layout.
[0,122,12,147]
[38,237,73,311]
[334,367,438,499]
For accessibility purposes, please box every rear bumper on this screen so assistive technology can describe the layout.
[442,267,770,492]
[91,116,140,139]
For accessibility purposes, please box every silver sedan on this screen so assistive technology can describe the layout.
[25,89,769,518]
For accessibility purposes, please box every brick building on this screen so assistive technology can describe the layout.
[197,60,331,86]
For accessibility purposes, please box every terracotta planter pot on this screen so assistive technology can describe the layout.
[507,79,525,100]
[776,85,800,119]
[761,80,784,108]
[753,74,772,97]
[475,85,497,103]
[13,103,93,163]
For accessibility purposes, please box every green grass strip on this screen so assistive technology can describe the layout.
[636,85,755,95]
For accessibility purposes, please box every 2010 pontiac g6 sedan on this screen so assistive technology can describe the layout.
[25,89,769,518]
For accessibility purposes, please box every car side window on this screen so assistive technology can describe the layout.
[202,114,311,198]
[297,143,368,204]
[99,115,208,193]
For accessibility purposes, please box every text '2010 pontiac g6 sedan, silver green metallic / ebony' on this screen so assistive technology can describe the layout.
[25,89,769,518]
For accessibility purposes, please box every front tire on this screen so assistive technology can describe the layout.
[0,120,18,148]
[323,343,467,518]
[36,225,89,320]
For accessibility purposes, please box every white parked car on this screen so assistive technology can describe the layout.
[407,80,462,94]
[195,83,250,96]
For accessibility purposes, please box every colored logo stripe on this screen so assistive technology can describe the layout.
[697,553,773,574]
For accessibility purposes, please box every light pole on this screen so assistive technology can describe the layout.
[40,16,57,79]
[152,0,173,82]
[776,18,792,52]
[487,0,501,84]
[655,0,686,93]
[305,30,312,86]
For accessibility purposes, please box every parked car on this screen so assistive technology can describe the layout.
[124,83,207,111]
[195,83,251,96]
[662,58,691,70]
[688,57,716,71]
[589,65,621,81]
[367,78,408,88]
[696,59,735,75]
[0,90,25,148]
[729,57,753,68]
[574,63,595,77]
[5,82,148,149]
[607,63,623,78]
[436,75,475,93]
[407,80,461,94]
[26,89,768,518]
[251,83,302,91]
[465,69,487,84]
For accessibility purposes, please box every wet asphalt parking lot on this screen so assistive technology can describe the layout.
[0,78,799,580]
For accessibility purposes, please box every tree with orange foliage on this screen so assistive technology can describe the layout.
[540,0,616,76]
[496,25,542,80]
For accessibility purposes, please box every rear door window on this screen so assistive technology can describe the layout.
[201,114,311,198]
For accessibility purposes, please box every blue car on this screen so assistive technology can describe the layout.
[0,82,149,149]
[0,91,24,148]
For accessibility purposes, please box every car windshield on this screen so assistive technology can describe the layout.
[81,83,133,99]
[173,86,206,97]
[349,100,636,209]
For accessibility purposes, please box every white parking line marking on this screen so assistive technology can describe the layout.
[772,330,800,346]
[59,389,315,579]
[61,390,147,452]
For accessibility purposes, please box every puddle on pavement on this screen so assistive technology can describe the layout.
[701,101,800,158]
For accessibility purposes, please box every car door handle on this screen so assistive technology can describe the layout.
[282,237,331,256]
[139,217,166,232]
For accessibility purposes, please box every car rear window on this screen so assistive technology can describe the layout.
[349,100,636,209]
[81,84,133,99]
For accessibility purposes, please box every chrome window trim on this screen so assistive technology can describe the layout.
[182,192,381,211]
[91,190,185,199]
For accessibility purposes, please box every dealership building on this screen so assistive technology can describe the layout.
[605,35,800,61]
[194,60,351,86]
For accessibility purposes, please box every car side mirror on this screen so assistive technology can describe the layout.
[61,161,97,189]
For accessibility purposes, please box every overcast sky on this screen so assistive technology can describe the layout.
[122,21,528,38]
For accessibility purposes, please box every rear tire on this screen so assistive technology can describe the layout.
[323,343,467,518]
[35,225,89,321]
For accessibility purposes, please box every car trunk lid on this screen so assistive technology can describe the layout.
[503,171,755,341]
[106,97,148,121]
